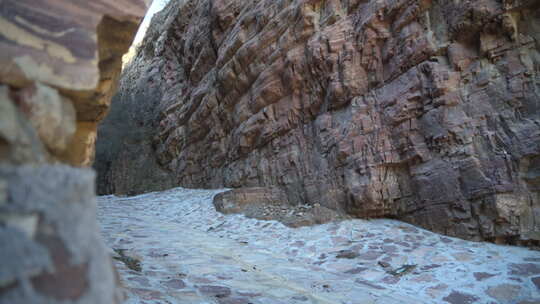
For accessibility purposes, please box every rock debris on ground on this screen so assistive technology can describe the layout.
[98,188,540,304]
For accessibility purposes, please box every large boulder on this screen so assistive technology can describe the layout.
[213,187,346,227]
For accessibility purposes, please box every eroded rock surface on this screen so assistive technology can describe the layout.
[0,0,148,166]
[96,0,540,243]
[213,187,347,227]
[0,166,122,303]
[0,0,149,302]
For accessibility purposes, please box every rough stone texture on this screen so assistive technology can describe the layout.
[486,283,522,303]
[15,83,76,155]
[442,291,479,304]
[96,0,540,243]
[0,165,122,304]
[213,187,289,214]
[93,51,176,195]
[0,0,150,303]
[0,0,149,166]
[213,187,346,227]
[0,85,48,165]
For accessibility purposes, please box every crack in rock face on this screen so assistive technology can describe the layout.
[95,0,540,245]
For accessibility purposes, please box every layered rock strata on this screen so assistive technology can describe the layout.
[0,0,149,302]
[97,0,540,244]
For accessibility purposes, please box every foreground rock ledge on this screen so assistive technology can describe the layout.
[0,0,150,303]
[96,0,540,245]
[213,187,346,227]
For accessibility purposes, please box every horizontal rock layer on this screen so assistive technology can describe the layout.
[96,0,540,244]
[0,0,148,166]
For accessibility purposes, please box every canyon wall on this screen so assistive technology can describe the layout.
[96,0,540,244]
[0,0,149,302]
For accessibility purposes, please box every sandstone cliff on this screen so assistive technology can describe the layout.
[0,0,149,302]
[96,0,540,244]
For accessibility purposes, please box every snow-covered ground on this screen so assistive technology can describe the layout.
[97,187,540,304]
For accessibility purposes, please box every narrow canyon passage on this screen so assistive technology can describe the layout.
[98,188,540,304]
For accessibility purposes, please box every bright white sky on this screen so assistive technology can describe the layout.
[133,0,169,45]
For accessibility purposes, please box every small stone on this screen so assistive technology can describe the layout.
[426,284,448,298]
[452,252,473,262]
[421,264,441,271]
[486,284,521,302]
[189,276,214,283]
[532,277,540,289]
[198,285,231,298]
[354,279,385,290]
[382,276,400,284]
[388,264,417,277]
[473,272,496,281]
[291,295,309,301]
[442,291,479,304]
[509,263,540,276]
[344,267,367,274]
[378,261,391,268]
[163,279,186,289]
[132,288,163,300]
[237,291,262,297]
[128,276,150,287]
[218,297,251,304]
[382,245,398,253]
[410,273,434,283]
[336,249,358,259]
[396,241,411,248]
[357,251,382,260]
[440,237,453,244]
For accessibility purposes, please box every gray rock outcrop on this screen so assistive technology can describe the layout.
[0,0,150,302]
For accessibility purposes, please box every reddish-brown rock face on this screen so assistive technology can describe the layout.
[97,0,540,243]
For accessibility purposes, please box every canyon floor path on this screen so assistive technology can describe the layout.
[97,188,540,304]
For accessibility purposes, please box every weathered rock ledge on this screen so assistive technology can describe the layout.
[213,187,347,227]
